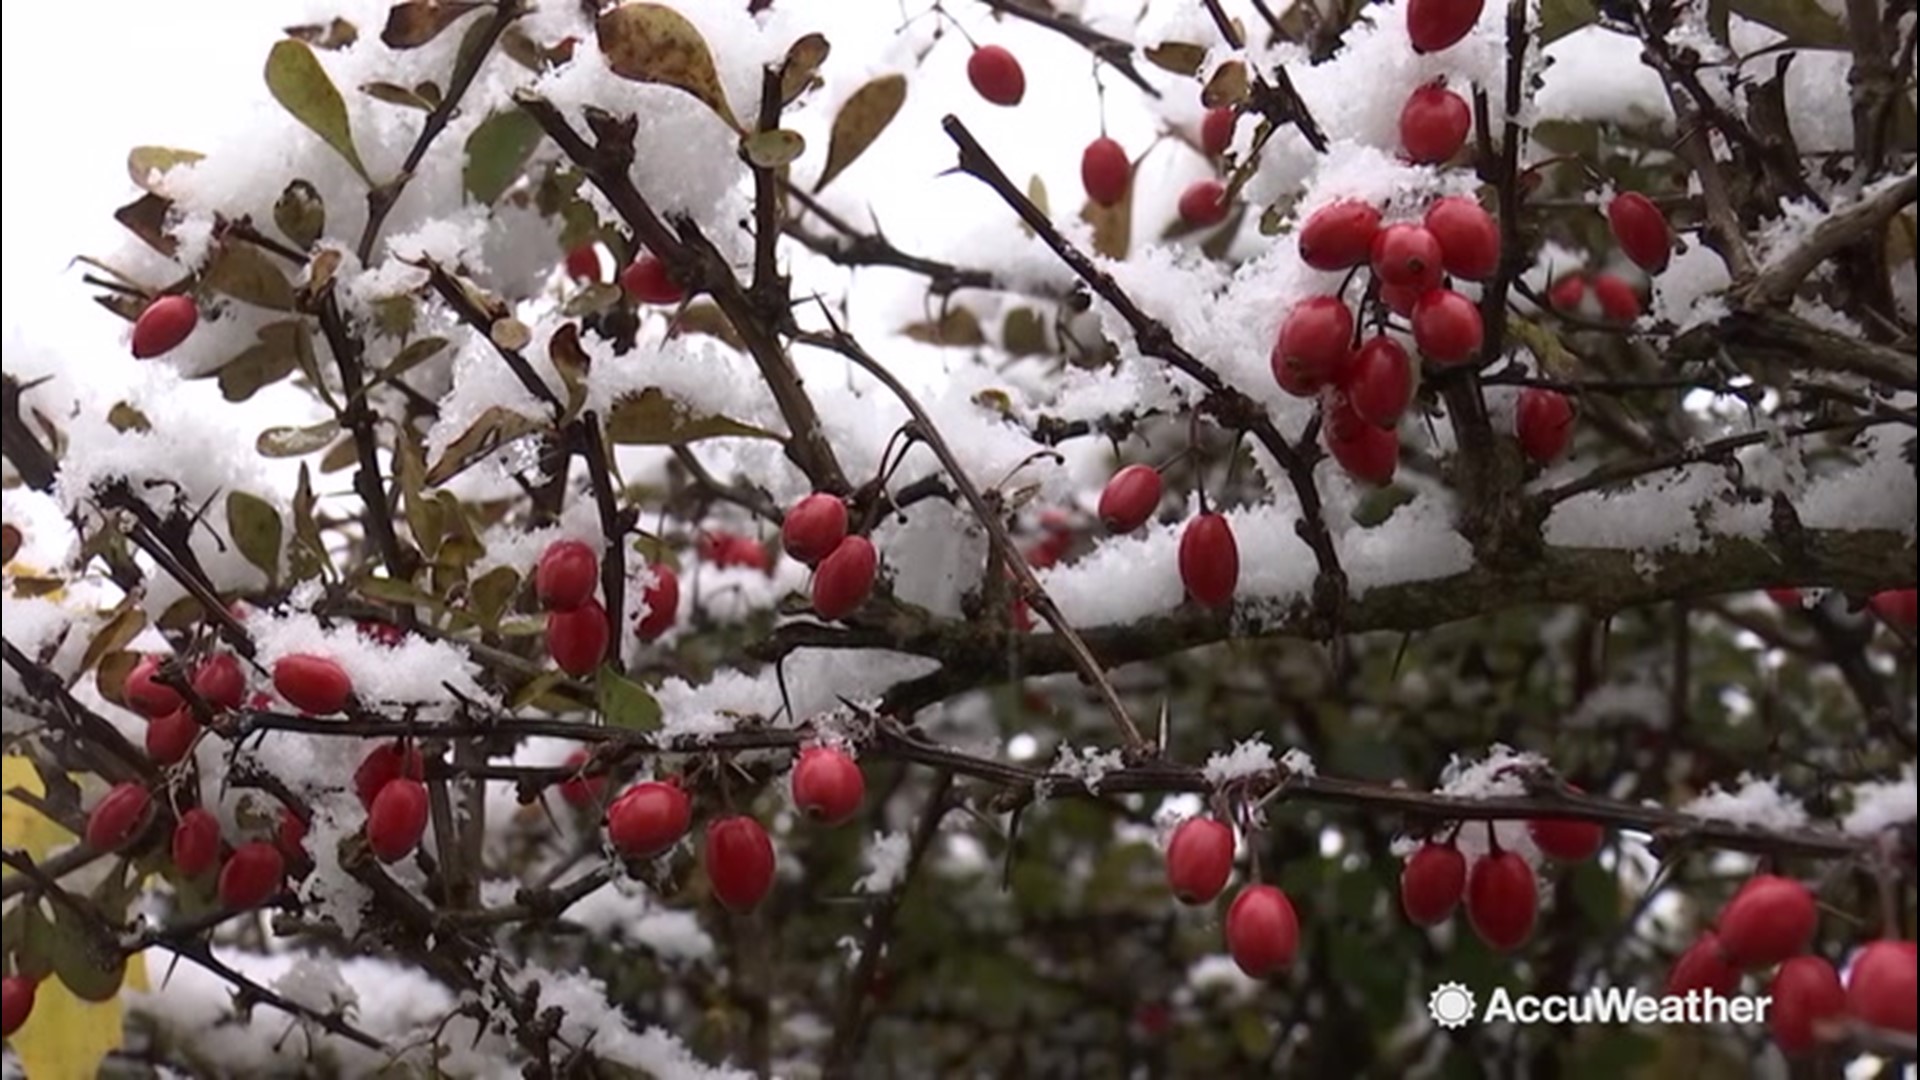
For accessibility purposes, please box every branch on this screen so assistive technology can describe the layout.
[1739,169,1918,309]
[420,260,565,417]
[317,292,417,584]
[781,180,1049,298]
[355,0,526,263]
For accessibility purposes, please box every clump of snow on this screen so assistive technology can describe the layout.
[563,879,717,963]
[855,831,914,894]
[1533,28,1672,128]
[1419,745,1551,869]
[1202,737,1278,786]
[1047,743,1128,793]
[1681,775,1810,831]
[1280,747,1317,778]
[1841,765,1917,836]
[510,966,755,1080]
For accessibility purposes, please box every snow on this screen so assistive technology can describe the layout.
[1047,743,1128,793]
[1202,737,1279,786]
[855,830,914,894]
[1680,775,1811,831]
[1841,766,1918,836]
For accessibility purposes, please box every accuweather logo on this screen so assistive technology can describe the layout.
[1426,981,1772,1029]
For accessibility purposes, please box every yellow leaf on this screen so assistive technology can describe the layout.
[2,756,149,1079]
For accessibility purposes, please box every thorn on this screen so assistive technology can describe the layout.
[1157,699,1170,755]
[1391,632,1414,679]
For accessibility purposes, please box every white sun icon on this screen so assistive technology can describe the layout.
[1428,982,1477,1029]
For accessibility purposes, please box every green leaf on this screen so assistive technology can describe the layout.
[227,491,283,584]
[424,406,544,486]
[274,179,327,249]
[1002,308,1048,356]
[357,575,444,609]
[815,74,905,192]
[596,3,741,132]
[394,429,442,559]
[469,565,520,628]
[107,402,152,433]
[464,109,545,204]
[361,80,436,110]
[598,665,662,731]
[217,321,312,403]
[1538,0,1597,43]
[378,335,450,386]
[903,308,986,347]
[48,901,127,1004]
[256,419,341,457]
[1143,41,1206,77]
[126,146,204,194]
[12,903,56,981]
[289,463,333,582]
[265,38,370,182]
[743,128,806,169]
[604,387,782,445]
[778,32,830,105]
[114,192,178,257]
[381,0,483,48]
[203,242,298,311]
[76,603,148,684]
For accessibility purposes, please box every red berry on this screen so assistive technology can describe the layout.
[1400,842,1467,926]
[1465,849,1537,951]
[1098,465,1163,533]
[1026,538,1065,569]
[2,976,35,1038]
[1846,939,1918,1033]
[607,781,692,858]
[125,654,184,719]
[1423,196,1499,281]
[1515,387,1576,464]
[1200,107,1237,156]
[704,815,777,912]
[277,807,308,861]
[86,782,153,851]
[1178,513,1238,609]
[172,807,223,878]
[1547,273,1588,313]
[1370,224,1446,292]
[1399,82,1471,164]
[536,539,599,612]
[1224,884,1299,977]
[1346,336,1415,428]
[782,494,850,566]
[967,45,1025,106]
[547,599,610,677]
[273,654,353,715]
[1528,815,1602,862]
[192,653,246,711]
[1177,180,1230,227]
[1379,281,1424,318]
[1080,137,1131,208]
[563,243,602,283]
[1410,288,1483,364]
[1715,874,1817,969]
[635,563,680,641]
[1869,588,1918,629]
[1272,296,1355,395]
[813,536,878,620]
[354,742,426,810]
[217,841,285,909]
[1668,932,1741,996]
[1607,192,1672,274]
[701,531,770,571]
[620,252,685,304]
[1299,201,1382,271]
[559,749,609,809]
[1406,0,1486,53]
[1769,955,1846,1056]
[1768,587,1804,608]
[1324,396,1401,485]
[131,294,199,359]
[1165,817,1234,905]
[1591,273,1641,322]
[367,778,430,864]
[145,708,200,766]
[791,746,865,826]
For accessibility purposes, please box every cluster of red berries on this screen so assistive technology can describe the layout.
[783,492,878,621]
[1543,193,1672,322]
[1400,812,1605,951]
[1668,874,1917,1053]
[85,783,288,913]
[536,538,679,675]
[122,652,244,765]
[1094,463,1239,609]
[1164,818,1298,977]
[601,746,864,912]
